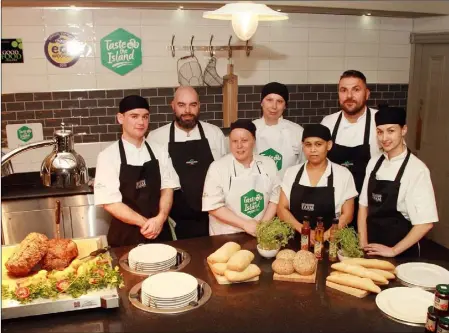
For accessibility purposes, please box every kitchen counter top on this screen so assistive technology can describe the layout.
[2,233,449,333]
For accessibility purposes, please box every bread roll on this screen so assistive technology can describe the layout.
[326,273,381,293]
[331,262,388,284]
[207,242,241,264]
[293,250,317,275]
[227,250,254,272]
[272,259,295,275]
[368,268,395,280]
[343,258,395,271]
[225,264,261,282]
[276,249,296,261]
[211,263,227,276]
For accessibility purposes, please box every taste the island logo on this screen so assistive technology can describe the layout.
[260,148,283,171]
[240,189,264,218]
[100,28,142,75]
[17,125,33,143]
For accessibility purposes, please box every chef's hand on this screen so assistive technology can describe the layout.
[364,243,396,257]
[140,216,165,239]
[243,220,258,237]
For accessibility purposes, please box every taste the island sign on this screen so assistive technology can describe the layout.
[100,28,142,75]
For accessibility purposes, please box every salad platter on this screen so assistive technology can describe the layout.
[1,235,124,319]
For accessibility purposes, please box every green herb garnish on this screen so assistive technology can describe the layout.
[256,217,295,250]
[335,226,364,258]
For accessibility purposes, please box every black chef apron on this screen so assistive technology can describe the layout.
[328,108,372,230]
[367,149,419,257]
[289,163,336,230]
[168,121,215,239]
[107,139,171,247]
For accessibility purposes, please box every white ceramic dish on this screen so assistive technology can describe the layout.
[396,262,449,289]
[129,243,177,264]
[142,272,198,299]
[257,244,280,259]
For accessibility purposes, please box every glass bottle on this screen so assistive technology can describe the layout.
[328,219,339,262]
[314,218,324,260]
[301,217,311,251]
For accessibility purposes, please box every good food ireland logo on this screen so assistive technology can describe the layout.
[240,189,264,218]
[100,28,142,75]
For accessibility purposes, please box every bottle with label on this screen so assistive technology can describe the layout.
[301,217,311,251]
[434,284,449,317]
[328,219,339,262]
[314,218,325,260]
[425,306,438,333]
[437,316,449,333]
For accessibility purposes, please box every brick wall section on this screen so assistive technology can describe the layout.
[1,84,408,147]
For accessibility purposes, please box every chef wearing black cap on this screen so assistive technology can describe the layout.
[94,95,180,247]
[253,82,304,177]
[278,124,358,242]
[202,119,281,236]
[358,106,438,257]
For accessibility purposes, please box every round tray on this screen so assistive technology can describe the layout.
[119,247,191,276]
[128,278,212,314]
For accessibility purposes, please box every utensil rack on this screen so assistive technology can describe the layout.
[168,35,252,58]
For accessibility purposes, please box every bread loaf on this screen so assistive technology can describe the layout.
[272,259,295,275]
[276,249,296,261]
[224,264,261,282]
[293,250,317,275]
[331,262,388,284]
[326,273,381,293]
[227,250,254,272]
[368,268,395,280]
[211,263,227,276]
[343,258,395,271]
[207,242,241,264]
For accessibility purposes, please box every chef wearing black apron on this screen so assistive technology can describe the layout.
[322,70,380,230]
[94,95,179,247]
[278,124,358,241]
[358,107,438,257]
[148,87,226,239]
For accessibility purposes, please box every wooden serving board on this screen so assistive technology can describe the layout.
[273,269,317,284]
[326,281,369,298]
[207,261,259,285]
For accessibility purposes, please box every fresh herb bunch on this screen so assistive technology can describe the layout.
[335,226,364,258]
[256,217,295,250]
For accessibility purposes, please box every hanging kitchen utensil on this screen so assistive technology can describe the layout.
[222,36,238,128]
[177,36,204,87]
[203,35,223,87]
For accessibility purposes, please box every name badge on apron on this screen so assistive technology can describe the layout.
[136,179,146,189]
[301,203,315,212]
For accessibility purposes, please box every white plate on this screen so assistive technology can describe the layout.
[375,287,434,324]
[396,262,449,289]
[142,272,198,299]
[129,244,177,264]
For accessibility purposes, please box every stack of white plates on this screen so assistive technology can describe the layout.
[128,244,177,273]
[141,272,198,309]
[396,262,449,289]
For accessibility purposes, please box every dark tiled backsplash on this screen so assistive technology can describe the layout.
[1,84,408,146]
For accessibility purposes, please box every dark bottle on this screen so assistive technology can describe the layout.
[425,306,438,333]
[436,316,449,333]
[434,284,449,317]
[301,217,311,251]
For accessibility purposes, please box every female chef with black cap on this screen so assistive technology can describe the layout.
[358,106,438,257]
[278,124,358,241]
[253,82,304,177]
[94,95,180,247]
[202,119,281,236]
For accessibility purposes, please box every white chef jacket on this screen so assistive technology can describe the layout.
[202,154,281,234]
[94,137,180,206]
[359,149,439,225]
[321,107,381,159]
[281,159,358,216]
[147,120,227,161]
[253,117,305,177]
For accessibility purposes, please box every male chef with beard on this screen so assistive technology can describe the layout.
[321,70,381,229]
[148,86,226,239]
[94,95,180,247]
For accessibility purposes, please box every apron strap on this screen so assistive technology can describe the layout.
[144,141,157,161]
[229,158,262,190]
[169,121,176,143]
[331,113,342,142]
[293,164,305,185]
[370,154,386,178]
[331,108,371,145]
[197,121,206,139]
[328,164,334,188]
[394,149,411,182]
[118,139,127,165]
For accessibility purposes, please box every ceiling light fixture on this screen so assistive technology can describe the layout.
[179,6,184,10]
[203,2,288,41]
[366,13,372,16]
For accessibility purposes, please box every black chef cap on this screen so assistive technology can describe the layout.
[230,119,257,138]
[119,95,150,114]
[261,82,289,104]
[302,124,331,142]
[375,106,406,127]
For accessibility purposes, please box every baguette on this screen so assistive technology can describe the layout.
[331,270,388,286]
[227,250,254,272]
[211,263,227,276]
[224,264,261,282]
[207,242,241,264]
[326,273,381,294]
[331,262,388,284]
[368,268,395,280]
[343,258,395,271]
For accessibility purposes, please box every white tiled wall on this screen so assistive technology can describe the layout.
[1,8,415,93]
[413,15,449,32]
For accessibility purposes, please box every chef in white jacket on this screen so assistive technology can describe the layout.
[253,82,304,178]
[202,119,281,236]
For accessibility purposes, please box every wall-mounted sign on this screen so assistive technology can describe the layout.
[1,38,24,63]
[44,31,84,68]
[100,28,142,76]
[6,123,44,149]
